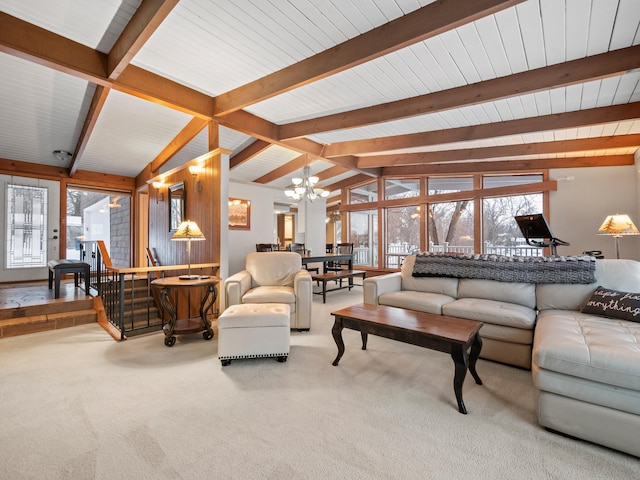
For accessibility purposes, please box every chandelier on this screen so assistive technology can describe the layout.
[284,165,330,202]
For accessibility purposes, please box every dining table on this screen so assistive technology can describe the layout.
[300,252,354,273]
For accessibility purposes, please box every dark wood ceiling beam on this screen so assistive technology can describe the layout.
[0,12,107,82]
[149,117,209,173]
[229,140,272,169]
[324,103,640,157]
[382,154,634,176]
[324,173,374,193]
[279,45,640,140]
[0,13,214,118]
[358,134,640,167]
[108,0,179,79]
[253,155,308,184]
[316,165,350,182]
[213,0,523,115]
[68,85,111,176]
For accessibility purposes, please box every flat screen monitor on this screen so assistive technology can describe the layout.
[514,214,553,240]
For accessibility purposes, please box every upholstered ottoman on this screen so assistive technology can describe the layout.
[217,303,290,366]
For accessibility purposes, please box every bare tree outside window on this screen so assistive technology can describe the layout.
[428,201,474,254]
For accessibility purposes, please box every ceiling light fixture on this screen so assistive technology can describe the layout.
[52,150,72,162]
[284,165,330,202]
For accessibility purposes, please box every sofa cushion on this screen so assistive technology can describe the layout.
[581,286,640,322]
[457,278,536,309]
[536,259,640,311]
[533,310,640,391]
[400,256,458,297]
[442,297,536,329]
[378,290,455,315]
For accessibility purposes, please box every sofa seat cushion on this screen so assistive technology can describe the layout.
[242,286,296,311]
[533,310,640,391]
[532,365,640,416]
[479,323,534,345]
[442,298,537,330]
[378,291,455,315]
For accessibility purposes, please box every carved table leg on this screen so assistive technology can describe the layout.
[160,287,177,347]
[468,333,483,385]
[361,331,368,350]
[200,284,217,340]
[451,344,469,414]
[331,317,345,366]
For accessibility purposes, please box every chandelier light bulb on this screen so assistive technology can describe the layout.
[292,177,303,186]
[308,176,319,185]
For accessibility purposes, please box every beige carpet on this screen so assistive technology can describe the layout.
[0,288,638,480]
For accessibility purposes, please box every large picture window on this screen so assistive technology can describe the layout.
[344,172,548,269]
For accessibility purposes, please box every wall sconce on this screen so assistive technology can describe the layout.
[152,181,165,203]
[189,165,203,192]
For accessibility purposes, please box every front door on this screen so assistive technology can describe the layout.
[0,175,60,282]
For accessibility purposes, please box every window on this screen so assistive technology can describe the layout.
[349,181,378,204]
[385,178,419,200]
[483,193,543,256]
[66,187,131,265]
[428,201,474,254]
[6,184,48,268]
[385,205,420,267]
[428,176,473,194]
[349,209,377,267]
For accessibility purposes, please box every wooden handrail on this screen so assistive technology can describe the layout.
[105,262,220,275]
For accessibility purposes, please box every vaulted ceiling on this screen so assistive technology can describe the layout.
[1,0,639,205]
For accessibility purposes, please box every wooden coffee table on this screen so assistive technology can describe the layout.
[331,303,483,414]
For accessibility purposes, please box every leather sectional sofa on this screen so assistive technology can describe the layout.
[363,254,640,457]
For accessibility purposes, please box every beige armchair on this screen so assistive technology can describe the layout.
[224,252,313,330]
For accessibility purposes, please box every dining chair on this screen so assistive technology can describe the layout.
[256,243,274,252]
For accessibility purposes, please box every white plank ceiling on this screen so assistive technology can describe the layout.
[0,0,639,203]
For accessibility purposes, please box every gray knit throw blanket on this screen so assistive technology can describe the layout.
[412,252,596,284]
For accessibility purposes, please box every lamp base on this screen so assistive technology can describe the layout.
[179,274,200,280]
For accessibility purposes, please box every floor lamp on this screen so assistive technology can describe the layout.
[171,220,205,279]
[597,214,639,259]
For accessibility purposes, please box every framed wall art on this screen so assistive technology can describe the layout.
[228,198,251,230]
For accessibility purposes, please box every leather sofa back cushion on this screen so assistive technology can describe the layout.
[457,278,536,309]
[400,256,458,297]
[581,287,640,322]
[537,259,640,311]
[246,252,301,287]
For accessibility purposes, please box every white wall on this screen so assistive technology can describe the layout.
[550,165,639,260]
[225,183,328,276]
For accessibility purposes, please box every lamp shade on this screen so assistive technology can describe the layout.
[597,214,639,236]
[171,220,205,241]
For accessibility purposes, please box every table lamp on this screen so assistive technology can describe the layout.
[171,220,205,279]
[597,214,639,259]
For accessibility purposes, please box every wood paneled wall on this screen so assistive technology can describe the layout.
[148,151,222,277]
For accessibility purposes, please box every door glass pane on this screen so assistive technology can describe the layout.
[385,206,420,267]
[349,209,378,267]
[428,201,474,254]
[482,193,543,256]
[67,188,131,265]
[6,184,48,268]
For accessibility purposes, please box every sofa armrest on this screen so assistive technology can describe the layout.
[363,272,402,305]
[224,270,251,309]
[293,269,313,329]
